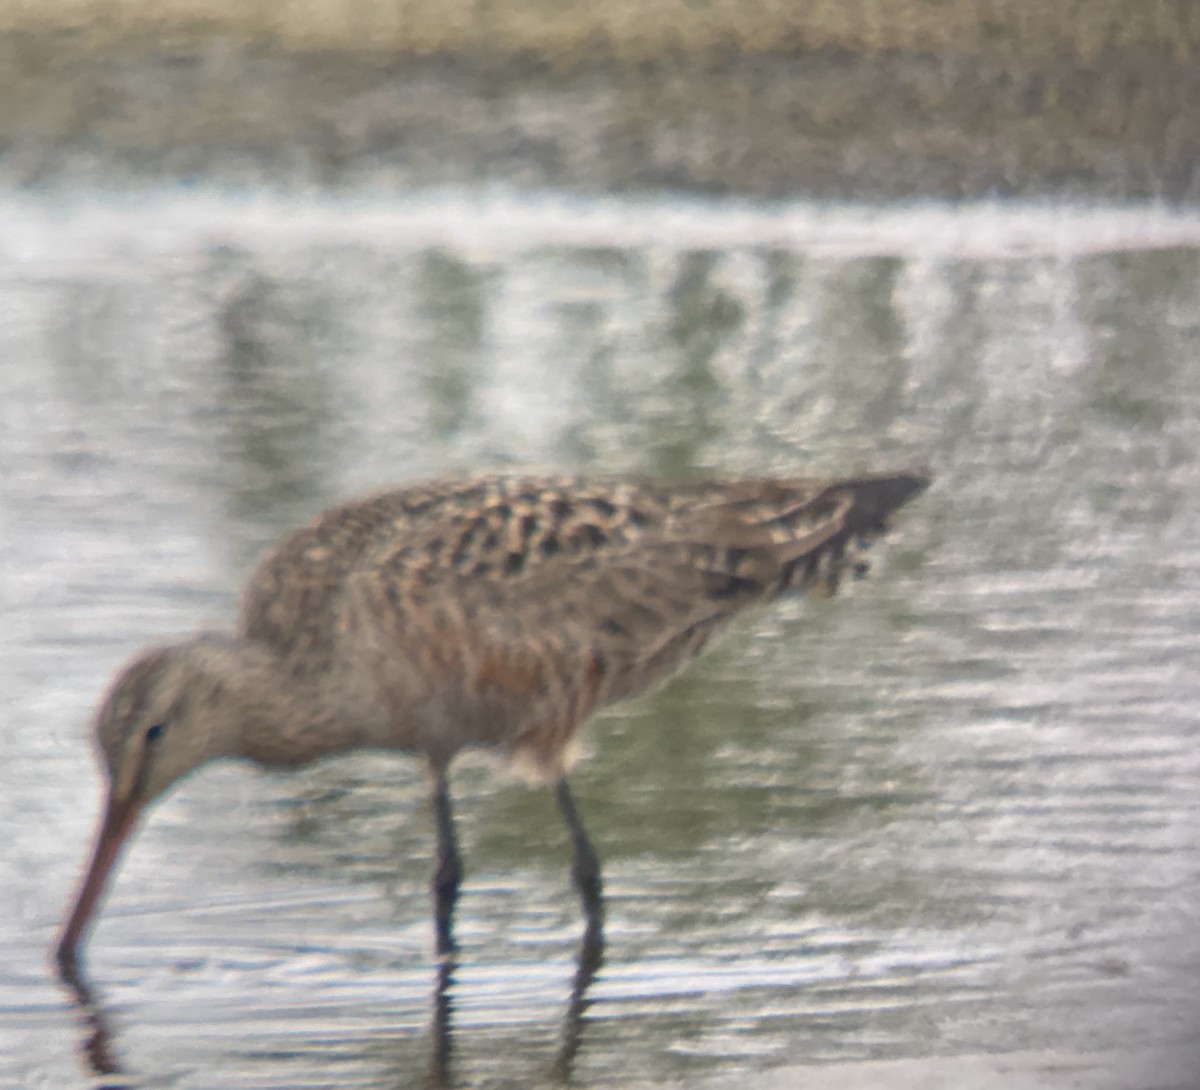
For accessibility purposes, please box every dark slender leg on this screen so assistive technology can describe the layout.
[554,778,604,932]
[430,765,462,956]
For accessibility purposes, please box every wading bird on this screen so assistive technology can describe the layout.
[55,470,928,977]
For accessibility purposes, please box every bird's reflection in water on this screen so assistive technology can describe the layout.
[58,963,127,1088]
[550,920,605,1083]
[427,923,605,1087]
[62,926,605,1088]
[427,957,456,1087]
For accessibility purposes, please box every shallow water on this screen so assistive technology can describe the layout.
[2,191,1199,1088]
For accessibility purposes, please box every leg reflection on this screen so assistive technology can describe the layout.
[550,920,605,1083]
[424,921,605,1088]
[426,955,457,1089]
[57,961,127,1086]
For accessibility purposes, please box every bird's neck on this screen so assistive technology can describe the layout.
[202,639,385,768]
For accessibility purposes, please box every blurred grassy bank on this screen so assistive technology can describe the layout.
[7,0,1198,64]
[1,0,1197,198]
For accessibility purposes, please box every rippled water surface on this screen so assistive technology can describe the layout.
[2,192,1199,1088]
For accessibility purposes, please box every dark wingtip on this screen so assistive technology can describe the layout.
[895,467,932,506]
[908,467,933,493]
[840,468,931,525]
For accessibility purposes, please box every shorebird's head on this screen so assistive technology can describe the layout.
[55,636,240,977]
[93,637,237,807]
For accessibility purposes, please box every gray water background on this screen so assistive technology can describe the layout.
[2,191,1199,1087]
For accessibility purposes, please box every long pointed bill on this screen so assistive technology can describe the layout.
[55,792,142,981]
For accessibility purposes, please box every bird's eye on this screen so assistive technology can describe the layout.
[145,723,166,743]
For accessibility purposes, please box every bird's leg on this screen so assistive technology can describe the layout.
[554,778,604,932]
[430,764,462,956]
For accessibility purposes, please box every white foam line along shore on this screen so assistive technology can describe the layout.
[3,189,1200,273]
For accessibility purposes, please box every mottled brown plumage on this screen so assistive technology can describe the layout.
[56,470,928,975]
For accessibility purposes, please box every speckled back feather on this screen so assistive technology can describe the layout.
[238,472,927,774]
